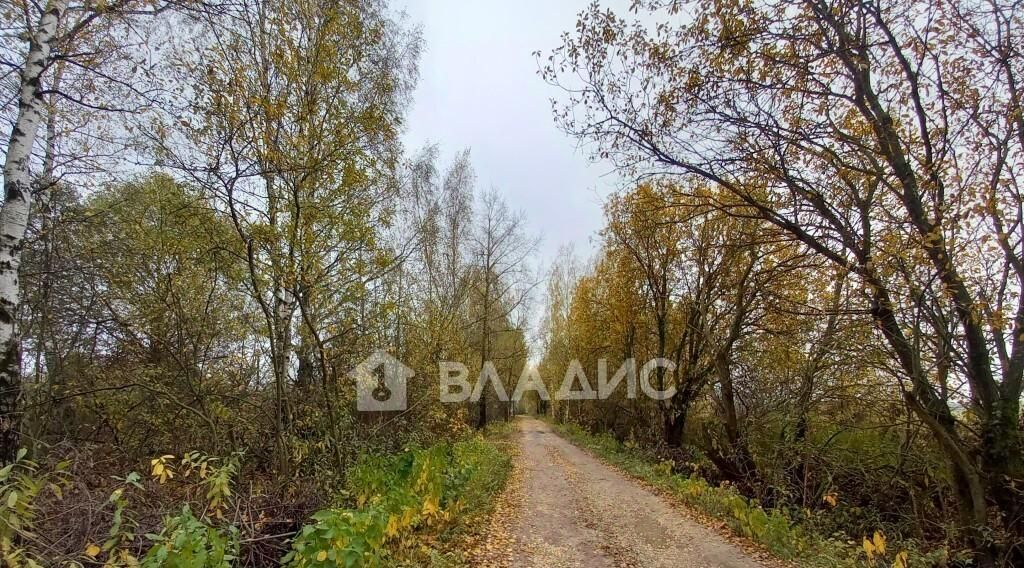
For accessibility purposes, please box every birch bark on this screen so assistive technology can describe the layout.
[0,0,66,463]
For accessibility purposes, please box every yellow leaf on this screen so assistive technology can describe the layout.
[422,496,439,516]
[873,531,886,556]
[385,514,400,538]
[893,551,908,568]
[863,537,876,566]
[316,550,328,562]
[85,544,101,558]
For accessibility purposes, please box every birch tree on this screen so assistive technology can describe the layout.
[169,0,419,475]
[0,0,65,463]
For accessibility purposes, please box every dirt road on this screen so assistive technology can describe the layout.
[475,417,773,568]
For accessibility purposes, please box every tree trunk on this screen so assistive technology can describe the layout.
[663,406,687,448]
[271,287,293,476]
[477,262,491,430]
[714,352,759,492]
[0,1,65,464]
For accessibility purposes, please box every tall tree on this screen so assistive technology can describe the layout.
[544,0,1024,562]
[168,0,419,474]
[0,0,190,462]
[604,182,690,444]
[470,190,537,428]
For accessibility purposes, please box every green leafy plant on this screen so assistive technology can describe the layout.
[94,451,242,567]
[88,471,145,567]
[141,505,239,567]
[283,436,512,567]
[0,449,69,568]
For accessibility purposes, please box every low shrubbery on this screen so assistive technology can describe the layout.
[0,428,511,567]
[140,506,240,567]
[554,422,950,568]
[284,431,512,567]
[0,450,70,567]
[0,450,243,567]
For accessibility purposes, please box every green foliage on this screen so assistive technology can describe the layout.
[284,436,511,567]
[140,506,240,568]
[283,507,391,567]
[93,472,144,566]
[0,450,68,567]
[50,173,250,459]
[92,451,242,567]
[440,434,514,533]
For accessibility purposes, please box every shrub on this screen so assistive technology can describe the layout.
[283,435,511,567]
[88,451,242,567]
[140,505,240,567]
[0,450,69,567]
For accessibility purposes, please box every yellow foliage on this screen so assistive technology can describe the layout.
[873,531,887,556]
[822,493,837,507]
[863,537,876,565]
[385,515,400,538]
[149,456,175,484]
[421,495,442,522]
[863,530,887,566]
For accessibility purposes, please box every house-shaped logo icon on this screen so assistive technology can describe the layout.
[352,350,413,411]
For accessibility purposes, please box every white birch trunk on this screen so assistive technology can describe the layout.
[0,0,66,463]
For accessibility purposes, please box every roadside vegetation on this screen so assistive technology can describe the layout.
[1,426,512,567]
[0,0,529,565]
[536,1,1024,566]
[554,422,946,568]
[285,427,513,568]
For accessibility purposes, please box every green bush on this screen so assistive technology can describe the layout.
[283,435,511,567]
[0,450,69,568]
[141,505,240,567]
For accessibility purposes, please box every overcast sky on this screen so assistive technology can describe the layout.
[397,0,630,271]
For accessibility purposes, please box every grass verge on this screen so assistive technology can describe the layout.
[285,423,515,567]
[551,421,949,568]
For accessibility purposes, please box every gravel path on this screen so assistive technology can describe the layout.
[505,417,772,568]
